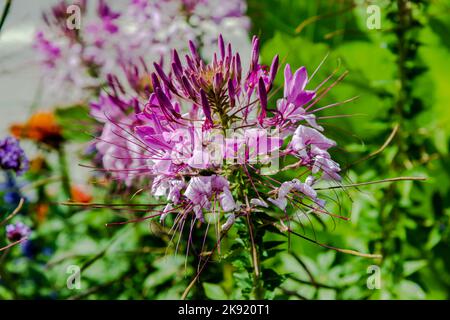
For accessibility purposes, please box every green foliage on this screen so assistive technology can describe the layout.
[254,0,450,300]
[55,104,95,143]
[1,0,449,300]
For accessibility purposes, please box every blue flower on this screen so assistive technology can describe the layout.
[1,171,25,208]
[20,239,37,259]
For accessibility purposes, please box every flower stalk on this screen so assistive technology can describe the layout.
[57,146,72,201]
[245,205,264,299]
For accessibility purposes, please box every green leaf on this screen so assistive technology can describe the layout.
[403,260,428,277]
[317,251,336,270]
[203,283,228,300]
[262,268,286,291]
[395,280,426,300]
[263,240,285,250]
[55,104,94,142]
[143,256,183,289]
[425,227,442,250]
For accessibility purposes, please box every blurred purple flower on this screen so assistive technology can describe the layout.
[0,137,29,175]
[34,0,250,101]
[5,222,31,242]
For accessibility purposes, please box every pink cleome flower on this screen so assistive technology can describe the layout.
[91,34,343,228]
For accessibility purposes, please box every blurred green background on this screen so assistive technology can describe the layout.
[1,0,449,300]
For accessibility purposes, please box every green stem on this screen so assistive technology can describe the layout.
[57,146,72,201]
[396,0,408,120]
[0,0,11,34]
[246,213,264,299]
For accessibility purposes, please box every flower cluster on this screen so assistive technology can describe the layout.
[0,137,29,175]
[34,0,250,100]
[92,34,342,228]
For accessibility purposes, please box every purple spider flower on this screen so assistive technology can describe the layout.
[92,34,345,233]
[184,175,237,221]
[290,125,341,181]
